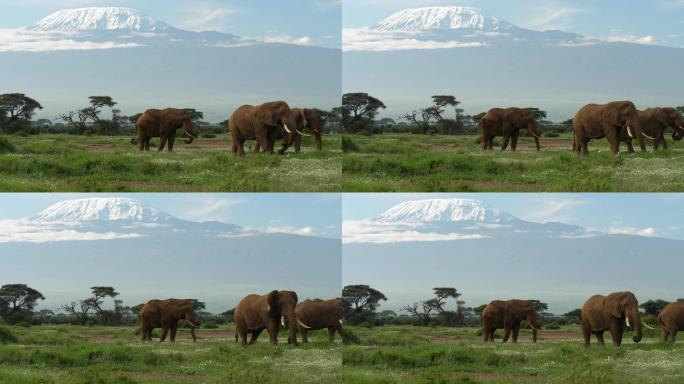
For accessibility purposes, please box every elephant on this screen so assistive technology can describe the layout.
[255,108,323,154]
[139,298,199,342]
[623,108,684,152]
[132,108,195,152]
[573,101,647,155]
[228,101,303,156]
[658,301,684,343]
[481,299,540,343]
[234,290,299,346]
[479,107,541,151]
[291,299,342,343]
[580,291,654,348]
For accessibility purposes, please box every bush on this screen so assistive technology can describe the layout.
[0,327,17,344]
[342,137,360,153]
[544,132,560,138]
[545,323,561,330]
[340,328,360,345]
[200,132,217,139]
[0,136,16,153]
[203,322,219,329]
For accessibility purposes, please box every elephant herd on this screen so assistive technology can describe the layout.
[132,101,323,155]
[480,102,684,154]
[482,292,684,348]
[138,292,342,346]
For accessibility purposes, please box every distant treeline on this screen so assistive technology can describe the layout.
[0,93,343,136]
[340,284,678,329]
[340,92,684,136]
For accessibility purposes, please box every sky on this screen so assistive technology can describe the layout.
[0,0,342,48]
[0,193,341,238]
[343,193,684,240]
[343,0,684,48]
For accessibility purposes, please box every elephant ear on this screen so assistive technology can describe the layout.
[606,293,626,318]
[255,105,280,127]
[299,109,309,128]
[602,105,623,128]
[655,108,672,126]
[265,290,279,314]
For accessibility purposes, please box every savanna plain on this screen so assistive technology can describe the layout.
[1,324,683,383]
[342,133,684,192]
[0,134,340,192]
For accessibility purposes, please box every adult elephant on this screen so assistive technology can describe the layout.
[481,299,540,343]
[573,101,646,155]
[133,108,195,152]
[580,291,653,348]
[480,107,541,151]
[229,101,303,156]
[234,290,300,346]
[658,301,684,343]
[254,108,322,154]
[624,107,684,152]
[139,298,199,342]
[292,299,342,343]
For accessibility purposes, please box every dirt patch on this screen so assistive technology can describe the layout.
[463,372,548,383]
[464,179,547,192]
[424,142,459,152]
[195,330,234,340]
[539,332,578,341]
[183,139,230,150]
[516,138,575,150]
[427,335,461,344]
[124,371,209,382]
[87,334,116,342]
[79,143,117,153]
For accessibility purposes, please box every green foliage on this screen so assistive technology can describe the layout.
[0,328,17,344]
[0,137,16,153]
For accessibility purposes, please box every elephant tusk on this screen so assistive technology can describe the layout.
[283,124,292,134]
[642,321,655,330]
[677,125,684,131]
[296,129,312,137]
[627,126,634,138]
[281,316,286,327]
[186,320,198,328]
[297,319,312,329]
[641,131,655,140]
[529,323,539,330]
[339,319,343,325]
[529,130,540,138]
[625,317,631,327]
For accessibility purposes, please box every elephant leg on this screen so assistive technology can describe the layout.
[501,135,511,151]
[512,326,520,343]
[607,132,620,155]
[609,322,623,346]
[138,136,145,151]
[502,327,511,343]
[626,140,635,153]
[254,140,262,153]
[168,132,176,152]
[237,139,246,157]
[170,324,178,342]
[511,134,519,151]
[483,326,489,342]
[581,322,591,348]
[328,326,336,342]
[266,325,278,345]
[661,327,669,342]
[672,330,677,343]
[237,326,249,346]
[301,328,309,343]
[157,136,168,152]
[278,141,291,155]
[594,331,605,345]
[249,329,264,345]
[160,326,169,342]
[295,136,302,153]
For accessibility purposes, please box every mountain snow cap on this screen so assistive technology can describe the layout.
[374,199,516,224]
[376,6,514,32]
[27,7,174,32]
[29,198,172,223]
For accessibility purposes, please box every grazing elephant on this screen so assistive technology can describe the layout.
[658,301,684,343]
[139,298,199,342]
[623,108,684,152]
[133,108,195,152]
[573,101,646,155]
[234,290,299,346]
[480,107,541,151]
[228,101,303,156]
[481,299,540,343]
[580,291,654,348]
[254,108,320,154]
[292,299,342,343]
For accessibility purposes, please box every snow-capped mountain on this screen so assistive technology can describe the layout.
[28,7,176,33]
[30,198,174,224]
[376,6,514,32]
[374,199,516,224]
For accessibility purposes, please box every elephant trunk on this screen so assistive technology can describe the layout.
[629,309,642,343]
[527,313,539,343]
[190,325,197,343]
[628,117,646,152]
[286,308,298,345]
[183,121,195,144]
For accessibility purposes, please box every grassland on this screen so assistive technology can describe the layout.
[341,325,684,384]
[2,324,682,383]
[342,133,684,191]
[0,134,341,192]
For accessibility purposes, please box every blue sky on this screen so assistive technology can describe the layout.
[343,193,684,240]
[344,0,684,47]
[0,193,341,238]
[0,0,341,48]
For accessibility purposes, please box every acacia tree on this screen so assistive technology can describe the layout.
[402,95,464,134]
[0,284,45,322]
[341,93,386,132]
[0,93,43,133]
[341,284,387,323]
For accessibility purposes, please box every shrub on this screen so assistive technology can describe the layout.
[0,327,17,344]
[203,322,219,329]
[544,132,560,138]
[342,137,360,153]
[340,328,360,345]
[201,132,217,139]
[0,137,16,153]
[545,323,561,330]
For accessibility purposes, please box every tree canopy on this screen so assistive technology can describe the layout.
[342,284,387,312]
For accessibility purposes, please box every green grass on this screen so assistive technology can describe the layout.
[0,134,341,192]
[341,133,684,191]
[2,325,681,383]
[340,325,684,384]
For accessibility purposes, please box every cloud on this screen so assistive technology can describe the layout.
[180,198,242,221]
[606,34,656,45]
[178,4,238,32]
[607,226,658,237]
[0,29,141,52]
[342,27,485,51]
[523,5,584,31]
[520,198,588,223]
[264,225,315,236]
[263,35,312,46]
[343,220,486,244]
[0,220,144,243]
